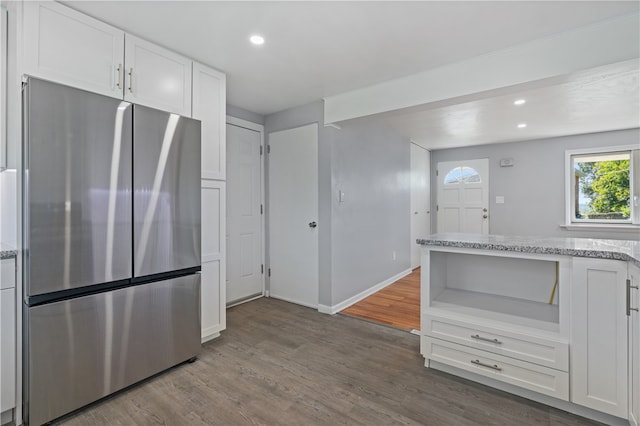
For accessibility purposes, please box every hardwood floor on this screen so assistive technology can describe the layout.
[59,297,600,426]
[341,268,420,331]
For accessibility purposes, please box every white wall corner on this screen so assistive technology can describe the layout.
[318,268,413,315]
[324,12,640,124]
[317,304,334,315]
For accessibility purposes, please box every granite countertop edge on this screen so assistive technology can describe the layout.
[417,234,640,268]
[0,243,17,259]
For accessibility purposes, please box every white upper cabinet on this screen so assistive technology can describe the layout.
[192,62,226,180]
[24,2,193,116]
[124,34,192,116]
[23,1,125,98]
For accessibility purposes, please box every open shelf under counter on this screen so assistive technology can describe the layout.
[430,288,560,333]
[422,246,571,338]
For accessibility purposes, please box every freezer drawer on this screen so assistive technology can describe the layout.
[26,274,200,426]
[133,104,201,278]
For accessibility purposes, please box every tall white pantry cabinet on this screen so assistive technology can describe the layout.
[21,1,227,342]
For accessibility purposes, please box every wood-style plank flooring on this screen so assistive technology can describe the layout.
[341,268,420,331]
[59,297,600,426]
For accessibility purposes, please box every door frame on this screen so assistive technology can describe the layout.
[225,115,266,306]
[410,142,431,269]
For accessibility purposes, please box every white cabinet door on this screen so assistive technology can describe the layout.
[124,34,192,116]
[1,287,15,412]
[23,1,124,99]
[1,258,15,290]
[192,62,226,180]
[201,180,226,342]
[630,264,640,426]
[571,258,628,418]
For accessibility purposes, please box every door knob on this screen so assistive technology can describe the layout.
[483,215,488,219]
[414,211,419,215]
[309,221,317,228]
[483,208,488,212]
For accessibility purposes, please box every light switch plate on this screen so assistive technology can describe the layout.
[496,196,505,204]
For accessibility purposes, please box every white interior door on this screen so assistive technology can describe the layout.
[410,143,431,268]
[226,123,263,305]
[437,159,489,234]
[268,123,318,308]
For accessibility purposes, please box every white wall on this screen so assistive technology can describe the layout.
[227,104,265,125]
[264,101,411,308]
[328,121,410,305]
[431,128,640,240]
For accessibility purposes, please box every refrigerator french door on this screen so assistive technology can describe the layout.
[23,78,201,426]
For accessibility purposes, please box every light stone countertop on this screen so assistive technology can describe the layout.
[0,242,17,259]
[417,233,640,267]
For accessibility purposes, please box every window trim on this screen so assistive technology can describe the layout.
[565,144,638,228]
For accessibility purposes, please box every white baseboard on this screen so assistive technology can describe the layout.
[318,268,412,315]
[269,294,318,310]
[201,329,221,344]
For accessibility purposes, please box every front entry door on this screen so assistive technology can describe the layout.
[436,159,489,234]
[226,123,263,305]
[268,123,318,308]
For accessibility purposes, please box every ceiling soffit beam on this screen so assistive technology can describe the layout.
[324,13,640,125]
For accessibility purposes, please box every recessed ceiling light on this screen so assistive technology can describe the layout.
[517,123,527,128]
[249,35,265,46]
[514,99,526,106]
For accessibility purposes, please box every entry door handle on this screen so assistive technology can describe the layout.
[308,221,317,228]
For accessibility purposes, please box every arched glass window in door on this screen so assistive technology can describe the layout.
[444,166,481,184]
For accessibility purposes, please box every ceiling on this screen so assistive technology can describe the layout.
[63,1,640,149]
[371,60,640,150]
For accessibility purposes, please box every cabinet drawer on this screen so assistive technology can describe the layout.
[424,337,569,401]
[424,315,568,371]
[0,258,15,290]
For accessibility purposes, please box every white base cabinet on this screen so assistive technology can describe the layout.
[0,257,15,420]
[629,263,640,426]
[571,258,628,418]
[422,247,639,424]
[200,181,226,342]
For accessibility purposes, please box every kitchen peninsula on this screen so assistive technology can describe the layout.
[418,233,640,426]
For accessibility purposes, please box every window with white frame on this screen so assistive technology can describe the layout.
[566,146,639,226]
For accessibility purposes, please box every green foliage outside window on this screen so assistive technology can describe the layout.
[577,159,630,219]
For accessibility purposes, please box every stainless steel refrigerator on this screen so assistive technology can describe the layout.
[23,78,201,426]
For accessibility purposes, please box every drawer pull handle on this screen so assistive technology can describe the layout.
[471,359,502,371]
[471,334,502,344]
